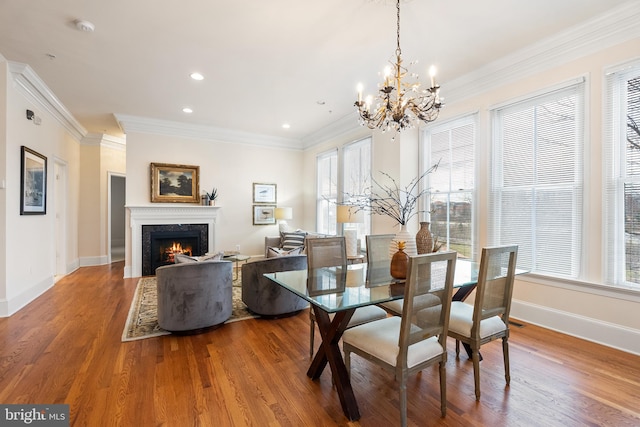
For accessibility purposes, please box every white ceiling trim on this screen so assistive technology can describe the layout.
[301,111,366,150]
[81,133,126,151]
[8,61,87,141]
[114,113,303,151]
[444,1,640,105]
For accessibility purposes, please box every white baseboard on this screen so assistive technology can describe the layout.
[79,255,109,267]
[511,299,640,356]
[123,265,132,279]
[0,276,54,317]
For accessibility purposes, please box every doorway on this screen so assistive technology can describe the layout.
[109,173,126,263]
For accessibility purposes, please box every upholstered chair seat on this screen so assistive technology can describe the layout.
[241,255,309,316]
[156,260,233,333]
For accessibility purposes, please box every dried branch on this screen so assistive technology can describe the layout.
[343,162,439,225]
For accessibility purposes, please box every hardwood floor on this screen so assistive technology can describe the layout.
[1,262,639,426]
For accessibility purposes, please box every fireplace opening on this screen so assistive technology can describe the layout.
[142,224,208,275]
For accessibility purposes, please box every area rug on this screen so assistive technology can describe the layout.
[122,272,257,342]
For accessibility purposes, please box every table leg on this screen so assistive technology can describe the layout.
[307,306,360,421]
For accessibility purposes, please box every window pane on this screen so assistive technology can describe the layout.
[317,151,337,235]
[491,84,583,277]
[424,116,475,258]
[343,138,372,243]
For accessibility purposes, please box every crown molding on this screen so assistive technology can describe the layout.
[81,133,126,151]
[444,1,640,104]
[8,61,87,141]
[301,111,366,150]
[114,113,303,151]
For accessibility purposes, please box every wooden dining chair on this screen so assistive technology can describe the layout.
[447,245,518,401]
[366,234,403,315]
[343,251,457,426]
[307,237,388,357]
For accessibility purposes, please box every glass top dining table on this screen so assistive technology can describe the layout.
[264,257,528,421]
[264,258,482,313]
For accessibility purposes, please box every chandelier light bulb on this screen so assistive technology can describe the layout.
[354,0,443,136]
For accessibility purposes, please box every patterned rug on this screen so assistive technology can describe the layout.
[121,272,257,341]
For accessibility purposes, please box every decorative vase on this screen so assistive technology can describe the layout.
[389,224,417,258]
[390,242,410,280]
[209,199,216,206]
[416,221,434,254]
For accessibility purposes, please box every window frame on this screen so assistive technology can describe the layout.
[421,114,477,259]
[489,79,585,278]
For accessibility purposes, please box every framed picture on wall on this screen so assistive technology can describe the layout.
[253,205,276,225]
[253,183,277,204]
[20,146,47,215]
[150,162,200,203]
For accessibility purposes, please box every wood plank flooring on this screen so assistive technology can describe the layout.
[1,262,639,426]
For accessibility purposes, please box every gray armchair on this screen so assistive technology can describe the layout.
[156,261,232,333]
[241,255,308,316]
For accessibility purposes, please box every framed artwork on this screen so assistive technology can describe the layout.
[20,146,47,215]
[253,182,277,204]
[253,205,276,225]
[150,162,200,203]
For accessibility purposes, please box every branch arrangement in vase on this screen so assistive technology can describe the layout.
[343,162,439,226]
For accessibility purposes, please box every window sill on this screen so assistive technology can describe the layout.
[516,272,640,303]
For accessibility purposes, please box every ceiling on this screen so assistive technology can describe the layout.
[0,0,633,144]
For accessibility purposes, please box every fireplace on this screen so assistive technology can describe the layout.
[127,205,220,278]
[142,224,208,276]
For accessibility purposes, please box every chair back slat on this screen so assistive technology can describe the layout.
[398,251,457,363]
[365,234,395,264]
[473,245,518,327]
[307,237,347,269]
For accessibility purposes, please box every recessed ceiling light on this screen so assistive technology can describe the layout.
[182,107,193,114]
[190,73,204,81]
[282,123,290,129]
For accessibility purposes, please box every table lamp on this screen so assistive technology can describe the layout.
[275,207,293,233]
[336,205,364,257]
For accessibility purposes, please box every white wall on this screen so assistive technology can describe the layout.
[123,127,304,276]
[0,58,82,316]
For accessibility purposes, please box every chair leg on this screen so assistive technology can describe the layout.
[439,360,447,417]
[400,375,408,427]
[455,340,460,358]
[472,346,481,401]
[309,315,315,358]
[503,336,511,385]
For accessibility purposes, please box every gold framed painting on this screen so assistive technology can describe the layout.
[150,163,200,203]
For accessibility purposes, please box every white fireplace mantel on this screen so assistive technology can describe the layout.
[127,205,220,278]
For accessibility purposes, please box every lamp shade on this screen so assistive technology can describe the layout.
[336,205,364,224]
[274,207,293,220]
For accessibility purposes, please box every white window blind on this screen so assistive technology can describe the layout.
[316,149,338,235]
[423,115,476,259]
[343,138,372,240]
[604,62,640,289]
[490,82,584,277]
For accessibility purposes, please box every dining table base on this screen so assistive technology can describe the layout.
[307,305,361,421]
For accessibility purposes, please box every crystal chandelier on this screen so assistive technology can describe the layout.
[355,0,443,136]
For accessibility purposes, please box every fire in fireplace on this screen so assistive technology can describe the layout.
[142,224,208,275]
[159,240,195,264]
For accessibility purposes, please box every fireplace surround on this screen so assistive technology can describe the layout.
[127,206,220,278]
[142,224,208,276]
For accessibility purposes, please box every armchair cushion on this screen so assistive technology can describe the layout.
[241,255,308,316]
[156,261,233,332]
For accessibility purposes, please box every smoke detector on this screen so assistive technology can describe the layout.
[75,20,95,33]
